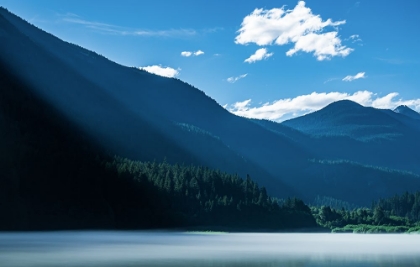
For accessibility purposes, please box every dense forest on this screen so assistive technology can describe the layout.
[106,157,317,230]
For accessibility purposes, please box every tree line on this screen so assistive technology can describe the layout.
[312,191,420,233]
[105,157,317,230]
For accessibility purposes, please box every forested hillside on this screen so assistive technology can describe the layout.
[0,6,298,199]
[1,61,418,232]
[106,157,316,230]
[0,64,316,231]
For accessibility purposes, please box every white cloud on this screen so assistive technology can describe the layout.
[139,65,180,78]
[228,91,420,122]
[227,74,248,83]
[244,48,273,63]
[235,1,353,60]
[181,50,205,57]
[233,99,252,110]
[343,72,366,82]
[181,51,192,57]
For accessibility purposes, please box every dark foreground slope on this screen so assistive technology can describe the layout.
[0,65,114,230]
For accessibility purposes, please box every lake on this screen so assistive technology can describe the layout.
[0,232,419,266]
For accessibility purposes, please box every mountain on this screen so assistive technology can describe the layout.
[282,100,407,140]
[0,6,302,198]
[1,7,420,212]
[282,100,420,173]
[394,105,420,120]
[0,64,319,231]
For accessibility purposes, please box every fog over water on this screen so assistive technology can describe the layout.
[1,232,420,267]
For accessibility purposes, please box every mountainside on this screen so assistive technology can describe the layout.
[0,7,309,176]
[1,7,420,211]
[0,63,319,231]
[0,7,301,197]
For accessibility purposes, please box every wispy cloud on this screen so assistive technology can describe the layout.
[139,65,180,78]
[349,34,362,42]
[375,57,417,65]
[347,1,361,13]
[324,77,340,84]
[60,14,196,37]
[343,72,366,82]
[227,74,248,83]
[244,48,273,63]
[227,91,420,122]
[345,34,363,46]
[235,1,353,61]
[181,50,205,57]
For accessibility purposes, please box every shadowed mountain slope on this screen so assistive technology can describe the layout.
[0,65,319,231]
[0,7,299,197]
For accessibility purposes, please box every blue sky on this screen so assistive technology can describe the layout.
[1,0,420,121]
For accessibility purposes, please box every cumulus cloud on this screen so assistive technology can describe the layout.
[244,48,273,63]
[194,50,204,56]
[235,1,353,60]
[181,50,205,57]
[228,91,420,122]
[181,51,192,57]
[227,74,248,83]
[343,72,366,82]
[139,65,180,78]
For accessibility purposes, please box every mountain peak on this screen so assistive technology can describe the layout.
[281,99,408,140]
[394,105,413,112]
[394,105,420,120]
[326,100,363,109]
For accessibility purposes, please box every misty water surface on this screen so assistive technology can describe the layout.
[1,232,420,267]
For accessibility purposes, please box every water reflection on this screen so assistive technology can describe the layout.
[0,232,419,267]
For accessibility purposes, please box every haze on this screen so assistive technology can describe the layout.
[1,232,420,267]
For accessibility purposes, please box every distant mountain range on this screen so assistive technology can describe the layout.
[282,100,420,174]
[1,6,420,211]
